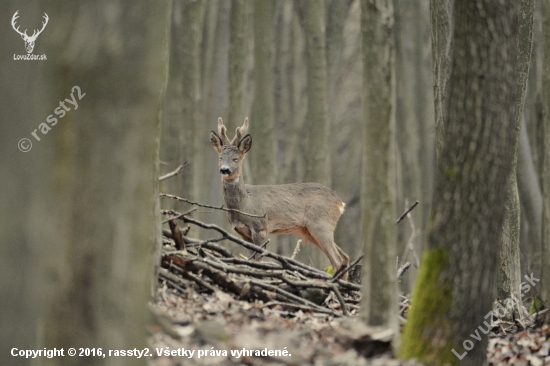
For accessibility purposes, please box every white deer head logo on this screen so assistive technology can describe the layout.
[11,11,49,54]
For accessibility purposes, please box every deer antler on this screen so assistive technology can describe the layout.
[30,13,49,40]
[217,118,231,145]
[230,117,249,146]
[11,11,48,41]
[11,11,28,38]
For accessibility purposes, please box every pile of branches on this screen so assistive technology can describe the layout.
[158,195,364,317]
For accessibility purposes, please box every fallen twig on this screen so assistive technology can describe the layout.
[331,254,364,283]
[168,219,186,252]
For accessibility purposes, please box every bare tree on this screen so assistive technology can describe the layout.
[295,0,331,269]
[225,0,251,126]
[161,0,204,203]
[250,0,277,185]
[199,0,230,212]
[0,4,50,362]
[0,3,170,366]
[430,0,455,159]
[400,2,522,364]
[541,0,550,315]
[359,0,398,335]
[394,0,435,292]
[295,0,331,187]
[498,0,535,320]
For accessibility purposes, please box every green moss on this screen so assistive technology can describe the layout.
[324,265,335,276]
[445,166,457,178]
[398,249,458,365]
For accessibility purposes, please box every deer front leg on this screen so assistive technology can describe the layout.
[249,230,267,261]
[234,226,266,260]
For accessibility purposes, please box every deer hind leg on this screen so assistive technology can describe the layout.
[307,225,349,280]
[335,245,350,268]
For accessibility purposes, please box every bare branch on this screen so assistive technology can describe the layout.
[177,214,361,291]
[290,240,302,260]
[161,209,197,224]
[159,163,188,181]
[396,200,419,224]
[160,193,266,218]
[397,262,411,278]
[168,219,186,252]
[331,254,364,283]
[247,239,270,260]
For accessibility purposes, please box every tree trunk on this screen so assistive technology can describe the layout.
[295,0,331,269]
[250,0,277,185]
[541,0,550,315]
[0,2,169,365]
[524,0,544,180]
[200,0,230,226]
[394,0,435,293]
[498,0,535,321]
[295,0,331,187]
[161,0,204,204]
[329,0,364,263]
[0,3,50,362]
[517,117,543,279]
[326,0,352,115]
[226,0,251,126]
[359,0,398,336]
[400,2,520,365]
[430,0,455,159]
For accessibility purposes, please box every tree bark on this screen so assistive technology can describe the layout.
[0,2,169,365]
[517,117,543,279]
[200,0,230,225]
[400,1,520,364]
[394,0,435,293]
[294,0,331,269]
[359,0,398,336]
[541,0,550,314]
[225,0,251,126]
[430,0,455,159]
[0,3,50,362]
[326,0,353,115]
[295,0,331,187]
[250,0,277,185]
[498,0,535,320]
[161,0,204,204]
[524,0,544,180]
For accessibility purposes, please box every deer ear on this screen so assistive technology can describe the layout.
[210,131,223,153]
[238,134,252,154]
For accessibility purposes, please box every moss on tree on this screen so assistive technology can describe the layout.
[399,249,457,365]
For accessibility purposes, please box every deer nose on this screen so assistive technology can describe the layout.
[220,167,231,175]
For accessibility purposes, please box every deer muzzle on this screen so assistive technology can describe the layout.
[220,167,231,175]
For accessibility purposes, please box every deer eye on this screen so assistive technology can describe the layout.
[233,158,239,162]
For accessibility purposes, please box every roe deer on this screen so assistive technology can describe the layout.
[210,117,350,279]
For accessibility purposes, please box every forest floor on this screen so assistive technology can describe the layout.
[148,209,550,365]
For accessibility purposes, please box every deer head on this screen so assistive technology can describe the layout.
[12,11,49,54]
[210,118,251,181]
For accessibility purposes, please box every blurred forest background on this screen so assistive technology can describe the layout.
[1,0,549,365]
[160,0,546,297]
[160,0,434,295]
